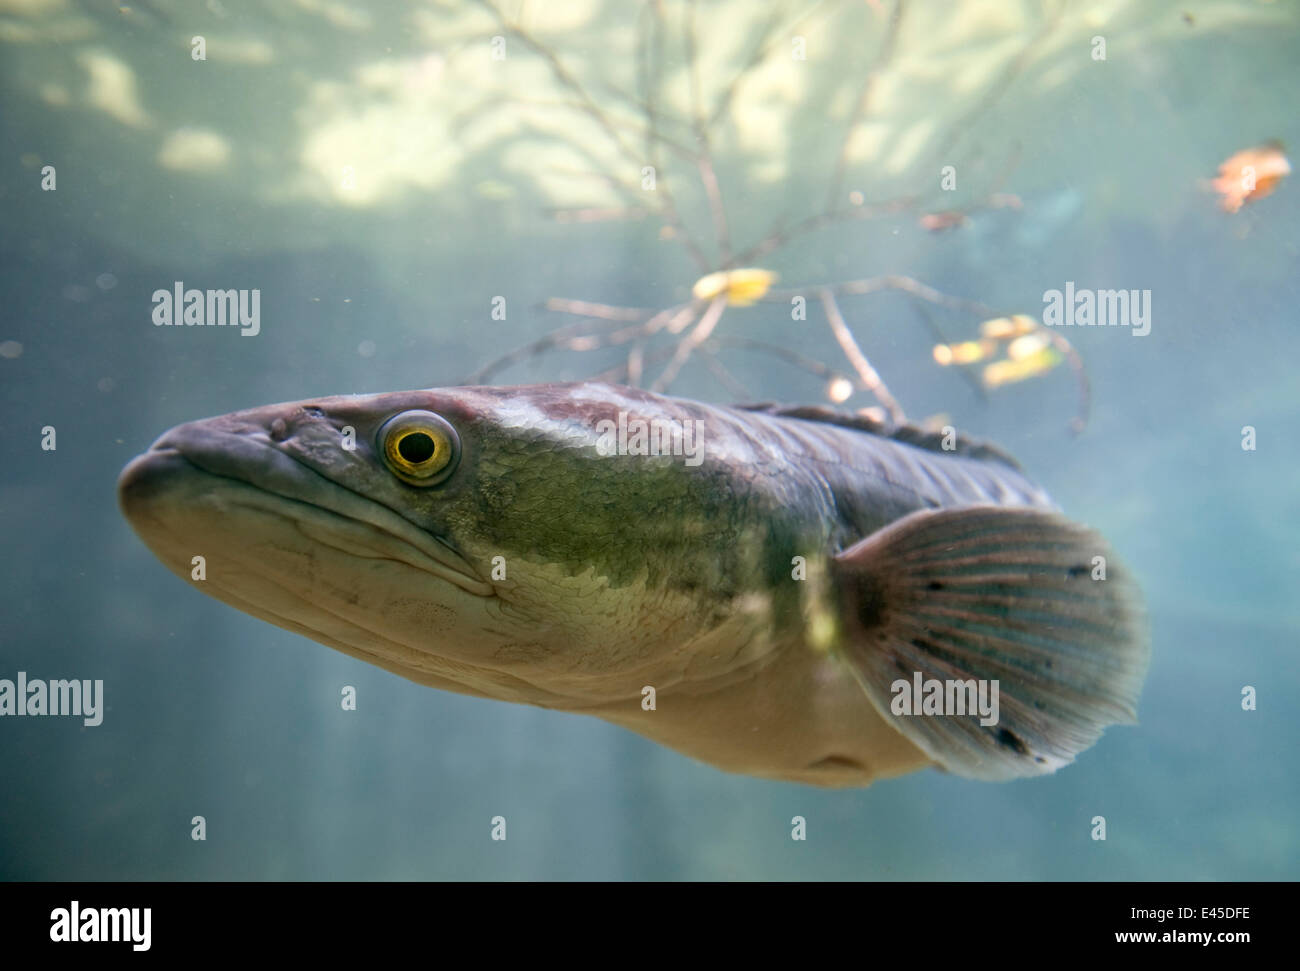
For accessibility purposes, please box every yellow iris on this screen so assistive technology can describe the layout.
[379,410,461,486]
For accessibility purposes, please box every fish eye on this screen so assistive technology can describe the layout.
[378,411,461,486]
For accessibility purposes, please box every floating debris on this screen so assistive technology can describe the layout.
[979,314,1039,340]
[690,268,778,307]
[933,338,994,366]
[1006,331,1052,361]
[920,193,1020,232]
[919,210,969,232]
[826,376,854,404]
[935,314,1065,390]
[983,347,1063,389]
[1210,141,1290,213]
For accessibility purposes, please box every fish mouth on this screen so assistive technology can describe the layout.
[118,434,493,599]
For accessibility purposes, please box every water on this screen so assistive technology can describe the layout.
[1,0,1296,880]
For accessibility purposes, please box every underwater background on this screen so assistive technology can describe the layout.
[1,0,1296,880]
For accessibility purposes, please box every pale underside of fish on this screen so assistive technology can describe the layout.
[118,382,1149,788]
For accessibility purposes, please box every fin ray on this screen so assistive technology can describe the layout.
[831,505,1149,780]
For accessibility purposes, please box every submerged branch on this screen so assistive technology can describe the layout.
[463,1,1092,435]
[929,0,1066,163]
[463,316,623,384]
[1042,330,1091,436]
[699,347,752,399]
[706,0,842,131]
[766,274,995,318]
[819,289,906,424]
[650,295,728,391]
[825,0,906,213]
[684,0,732,265]
[477,0,711,271]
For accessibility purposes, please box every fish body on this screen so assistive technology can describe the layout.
[118,382,1147,787]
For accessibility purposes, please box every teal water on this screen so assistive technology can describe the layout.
[1,0,1296,879]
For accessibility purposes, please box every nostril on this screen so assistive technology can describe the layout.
[269,418,289,442]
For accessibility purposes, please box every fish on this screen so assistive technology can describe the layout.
[117,382,1148,788]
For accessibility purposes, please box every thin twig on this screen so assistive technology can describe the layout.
[464,317,622,383]
[651,295,728,391]
[709,335,832,378]
[929,0,1065,163]
[731,194,917,267]
[699,347,752,399]
[818,289,905,423]
[825,0,906,212]
[1040,330,1091,435]
[544,298,653,322]
[476,0,641,163]
[594,342,679,384]
[909,301,987,402]
[684,0,732,264]
[706,0,841,131]
[626,340,647,387]
[478,0,711,271]
[766,274,994,318]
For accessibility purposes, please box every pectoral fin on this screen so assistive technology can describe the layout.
[830,505,1149,781]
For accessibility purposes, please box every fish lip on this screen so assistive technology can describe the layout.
[120,437,494,598]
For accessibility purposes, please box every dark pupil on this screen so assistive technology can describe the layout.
[397,432,436,464]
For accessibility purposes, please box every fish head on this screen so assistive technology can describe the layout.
[118,383,778,706]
